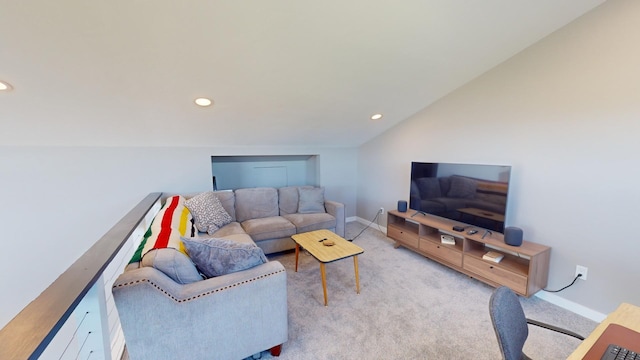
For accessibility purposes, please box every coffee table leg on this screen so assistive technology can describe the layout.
[295,243,300,272]
[320,262,328,306]
[354,255,360,294]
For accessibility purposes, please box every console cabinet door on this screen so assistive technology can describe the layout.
[419,239,463,267]
[463,257,527,295]
[388,225,419,248]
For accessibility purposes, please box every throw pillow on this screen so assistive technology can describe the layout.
[185,192,233,235]
[278,186,306,215]
[181,237,268,277]
[141,248,203,284]
[234,188,279,222]
[416,177,442,199]
[298,187,326,214]
[447,176,477,199]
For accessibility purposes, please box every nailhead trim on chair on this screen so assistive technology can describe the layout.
[113,268,286,303]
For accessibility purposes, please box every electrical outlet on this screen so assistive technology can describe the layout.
[379,207,384,214]
[575,265,588,281]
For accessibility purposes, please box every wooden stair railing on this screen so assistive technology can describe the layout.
[0,193,162,360]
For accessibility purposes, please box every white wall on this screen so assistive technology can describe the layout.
[357,0,640,315]
[0,145,357,328]
[212,156,317,190]
[3,0,637,332]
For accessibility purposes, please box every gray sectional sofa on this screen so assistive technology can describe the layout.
[211,186,345,254]
[112,186,345,360]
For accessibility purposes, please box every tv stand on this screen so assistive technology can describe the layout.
[386,210,550,297]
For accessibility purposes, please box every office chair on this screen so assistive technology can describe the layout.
[489,286,585,360]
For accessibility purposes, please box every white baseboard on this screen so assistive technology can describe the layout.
[534,291,606,322]
[351,216,387,233]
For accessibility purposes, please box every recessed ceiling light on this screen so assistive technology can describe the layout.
[0,81,13,91]
[194,97,212,107]
[371,113,383,120]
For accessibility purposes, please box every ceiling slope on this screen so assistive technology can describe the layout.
[0,0,605,147]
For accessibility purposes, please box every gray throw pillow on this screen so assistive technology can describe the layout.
[447,176,477,199]
[416,177,442,199]
[181,237,268,277]
[298,187,326,214]
[185,192,232,235]
[141,248,203,284]
[279,186,312,215]
[234,187,279,222]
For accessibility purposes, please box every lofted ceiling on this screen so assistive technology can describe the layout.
[0,1,605,147]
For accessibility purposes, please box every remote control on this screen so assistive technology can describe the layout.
[467,230,478,235]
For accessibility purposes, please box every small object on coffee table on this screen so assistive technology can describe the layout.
[322,240,335,246]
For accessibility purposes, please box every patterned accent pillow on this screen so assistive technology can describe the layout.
[185,192,233,235]
[181,237,268,277]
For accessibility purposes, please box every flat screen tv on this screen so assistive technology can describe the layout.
[409,162,512,233]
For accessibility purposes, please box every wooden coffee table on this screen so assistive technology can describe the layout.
[291,229,364,306]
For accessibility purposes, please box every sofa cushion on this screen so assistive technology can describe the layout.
[298,187,326,214]
[181,237,268,277]
[431,197,467,212]
[185,191,232,235]
[439,176,452,196]
[216,233,256,245]
[416,177,442,199]
[210,222,246,238]
[447,176,477,199]
[241,216,296,241]
[213,190,236,222]
[417,199,447,214]
[283,213,336,234]
[465,200,505,214]
[208,222,256,245]
[141,248,203,284]
[278,186,314,215]
[410,181,420,199]
[235,187,279,222]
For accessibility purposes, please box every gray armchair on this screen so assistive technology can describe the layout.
[113,261,288,360]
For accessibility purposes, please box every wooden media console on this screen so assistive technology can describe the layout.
[387,210,550,297]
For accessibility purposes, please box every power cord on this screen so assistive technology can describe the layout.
[542,273,583,293]
[349,209,382,242]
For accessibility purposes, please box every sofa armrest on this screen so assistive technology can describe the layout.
[324,200,345,237]
[113,261,287,360]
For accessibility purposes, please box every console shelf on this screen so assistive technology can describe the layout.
[387,210,550,297]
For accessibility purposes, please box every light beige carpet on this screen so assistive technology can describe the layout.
[257,222,596,360]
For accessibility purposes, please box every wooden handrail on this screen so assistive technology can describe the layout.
[0,192,162,360]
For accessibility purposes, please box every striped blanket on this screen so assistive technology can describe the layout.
[130,195,196,264]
